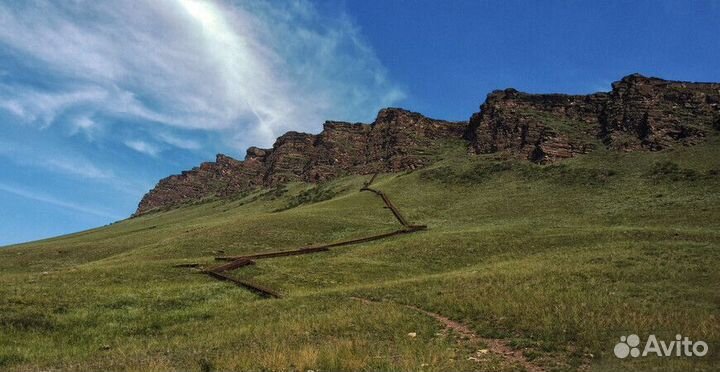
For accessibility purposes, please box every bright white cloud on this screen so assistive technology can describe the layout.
[0,0,404,150]
[124,140,161,157]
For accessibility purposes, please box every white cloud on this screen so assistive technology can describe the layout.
[0,141,113,180]
[0,85,108,126]
[73,116,95,131]
[124,140,161,157]
[0,139,152,199]
[68,115,99,141]
[0,0,404,150]
[0,182,122,220]
[157,132,201,150]
[45,157,113,180]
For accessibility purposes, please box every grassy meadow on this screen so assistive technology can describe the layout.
[1,136,719,371]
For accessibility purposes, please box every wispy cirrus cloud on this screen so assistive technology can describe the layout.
[0,0,403,243]
[124,140,161,157]
[0,0,404,150]
[157,133,201,151]
[0,84,108,127]
[0,182,122,220]
[0,139,151,197]
[0,140,113,180]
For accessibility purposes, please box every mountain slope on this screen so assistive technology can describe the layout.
[1,135,719,371]
[135,74,720,216]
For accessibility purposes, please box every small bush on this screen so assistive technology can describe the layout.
[421,161,615,186]
[275,185,339,211]
[647,161,701,181]
[420,162,513,184]
[521,164,616,186]
[198,358,215,372]
[0,312,55,331]
[0,353,25,368]
[260,186,288,201]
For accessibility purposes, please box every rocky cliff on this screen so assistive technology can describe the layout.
[135,108,465,215]
[135,74,720,216]
[464,74,720,162]
[601,74,720,150]
[463,89,608,162]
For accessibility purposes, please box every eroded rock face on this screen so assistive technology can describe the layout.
[134,154,254,215]
[465,74,720,162]
[464,89,608,163]
[134,108,465,215]
[135,74,720,216]
[601,74,720,150]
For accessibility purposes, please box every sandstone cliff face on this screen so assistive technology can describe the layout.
[464,89,608,163]
[136,74,720,216]
[134,108,465,215]
[464,74,720,162]
[134,154,254,215]
[601,74,720,150]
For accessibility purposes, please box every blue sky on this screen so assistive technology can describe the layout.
[1,0,719,246]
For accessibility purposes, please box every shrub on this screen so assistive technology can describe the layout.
[420,161,513,184]
[422,161,615,186]
[275,185,339,211]
[647,160,701,181]
[523,164,616,186]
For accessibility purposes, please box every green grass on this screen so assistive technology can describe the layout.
[1,136,719,371]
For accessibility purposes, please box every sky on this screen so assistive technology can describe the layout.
[1,0,719,246]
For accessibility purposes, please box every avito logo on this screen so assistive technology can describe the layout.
[614,334,708,358]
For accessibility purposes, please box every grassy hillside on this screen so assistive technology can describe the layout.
[1,137,719,371]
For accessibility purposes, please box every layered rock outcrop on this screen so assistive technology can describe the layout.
[134,154,256,214]
[464,74,720,162]
[134,108,465,215]
[600,74,720,150]
[463,89,609,163]
[135,74,720,216]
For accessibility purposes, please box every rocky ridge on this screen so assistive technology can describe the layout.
[135,74,720,216]
[135,108,465,215]
[465,74,720,162]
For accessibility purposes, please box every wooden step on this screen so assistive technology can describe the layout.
[203,270,281,298]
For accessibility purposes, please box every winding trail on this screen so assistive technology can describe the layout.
[183,174,549,371]
[193,173,426,298]
[351,297,545,372]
